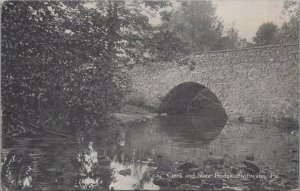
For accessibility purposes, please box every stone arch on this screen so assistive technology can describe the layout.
[159,82,227,123]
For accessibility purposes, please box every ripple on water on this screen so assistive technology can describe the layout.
[1,117,298,190]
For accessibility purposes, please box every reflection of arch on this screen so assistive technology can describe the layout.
[1,152,33,190]
[158,115,223,143]
[159,82,227,119]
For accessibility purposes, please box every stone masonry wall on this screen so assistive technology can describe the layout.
[123,44,299,122]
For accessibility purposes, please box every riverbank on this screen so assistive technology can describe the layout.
[114,104,161,124]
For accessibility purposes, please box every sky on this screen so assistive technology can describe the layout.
[213,0,288,41]
[148,0,290,42]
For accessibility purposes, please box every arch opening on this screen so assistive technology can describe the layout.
[159,82,227,126]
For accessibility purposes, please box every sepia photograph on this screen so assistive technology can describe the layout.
[1,0,299,190]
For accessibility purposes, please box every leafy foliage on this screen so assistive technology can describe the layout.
[253,0,299,46]
[162,1,224,52]
[253,22,278,46]
[1,1,130,136]
[148,28,190,61]
[277,0,299,43]
[220,26,250,49]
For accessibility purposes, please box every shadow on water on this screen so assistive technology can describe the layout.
[1,134,114,191]
[159,113,226,143]
[1,152,33,191]
[1,111,298,190]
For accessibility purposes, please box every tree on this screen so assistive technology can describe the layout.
[147,27,190,61]
[162,1,224,52]
[223,26,240,49]
[253,1,299,45]
[90,1,174,64]
[1,1,130,137]
[276,0,299,43]
[253,22,278,46]
[283,0,299,17]
[219,25,250,49]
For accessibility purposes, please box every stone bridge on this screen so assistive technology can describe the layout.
[123,44,299,122]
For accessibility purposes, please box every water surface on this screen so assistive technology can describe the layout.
[1,116,298,190]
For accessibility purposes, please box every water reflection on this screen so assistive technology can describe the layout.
[159,115,225,143]
[109,157,158,190]
[74,142,112,190]
[108,126,159,190]
[120,116,298,170]
[1,116,298,190]
[121,115,226,166]
[1,152,33,190]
